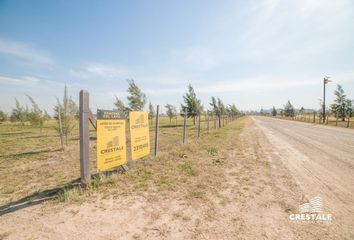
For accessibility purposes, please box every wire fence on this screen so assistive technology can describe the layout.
[273,113,353,129]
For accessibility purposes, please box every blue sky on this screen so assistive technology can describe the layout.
[0,0,353,114]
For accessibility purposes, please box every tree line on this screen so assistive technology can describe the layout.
[114,80,240,127]
[0,79,241,144]
[269,84,353,120]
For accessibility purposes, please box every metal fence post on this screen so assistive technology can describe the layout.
[154,105,160,156]
[79,90,91,182]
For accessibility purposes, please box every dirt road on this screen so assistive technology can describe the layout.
[253,116,354,236]
[1,117,353,239]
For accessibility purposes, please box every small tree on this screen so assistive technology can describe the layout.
[126,79,147,111]
[148,101,155,120]
[53,86,78,145]
[331,85,352,121]
[209,97,225,127]
[10,99,28,125]
[210,97,221,127]
[345,99,353,119]
[0,110,7,123]
[114,97,129,115]
[299,107,305,116]
[27,95,47,132]
[272,106,277,116]
[228,104,239,118]
[284,100,295,117]
[165,104,177,123]
[181,84,202,125]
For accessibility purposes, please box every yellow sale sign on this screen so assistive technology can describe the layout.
[97,119,126,171]
[129,111,150,160]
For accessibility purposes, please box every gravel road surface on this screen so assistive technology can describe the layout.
[254,116,354,237]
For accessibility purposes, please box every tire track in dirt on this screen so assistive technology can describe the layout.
[254,116,354,239]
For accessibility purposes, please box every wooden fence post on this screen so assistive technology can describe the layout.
[336,115,338,126]
[183,111,187,144]
[79,90,91,183]
[347,116,350,128]
[154,105,160,156]
[58,105,64,151]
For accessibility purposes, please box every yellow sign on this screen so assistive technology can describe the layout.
[97,119,126,171]
[129,111,150,160]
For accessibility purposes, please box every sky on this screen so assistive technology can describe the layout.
[0,0,353,114]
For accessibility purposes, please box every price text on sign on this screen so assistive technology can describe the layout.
[129,112,150,160]
[96,110,126,171]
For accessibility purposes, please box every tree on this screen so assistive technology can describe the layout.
[10,99,28,125]
[284,100,295,117]
[0,110,7,123]
[209,97,225,127]
[53,86,78,145]
[165,104,177,123]
[126,79,147,111]
[148,101,155,120]
[181,84,202,125]
[114,97,129,115]
[271,106,277,116]
[228,104,239,117]
[260,107,264,115]
[27,95,48,132]
[345,99,353,119]
[299,107,305,116]
[330,85,352,121]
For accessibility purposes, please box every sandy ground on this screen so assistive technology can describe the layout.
[1,117,353,239]
[253,116,354,237]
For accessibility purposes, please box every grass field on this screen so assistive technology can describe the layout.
[0,115,236,205]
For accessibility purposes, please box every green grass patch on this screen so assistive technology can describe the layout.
[179,160,198,176]
[57,187,81,203]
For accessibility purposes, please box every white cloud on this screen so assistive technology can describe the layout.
[0,75,40,86]
[70,63,129,80]
[0,38,54,65]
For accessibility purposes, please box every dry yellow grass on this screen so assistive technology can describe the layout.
[0,115,241,205]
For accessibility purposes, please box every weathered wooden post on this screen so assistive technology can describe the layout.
[154,105,160,156]
[183,111,187,144]
[197,114,201,138]
[79,90,91,182]
[347,115,350,128]
[336,115,338,126]
[58,105,64,150]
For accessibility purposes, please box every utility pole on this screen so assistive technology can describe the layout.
[323,76,331,123]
